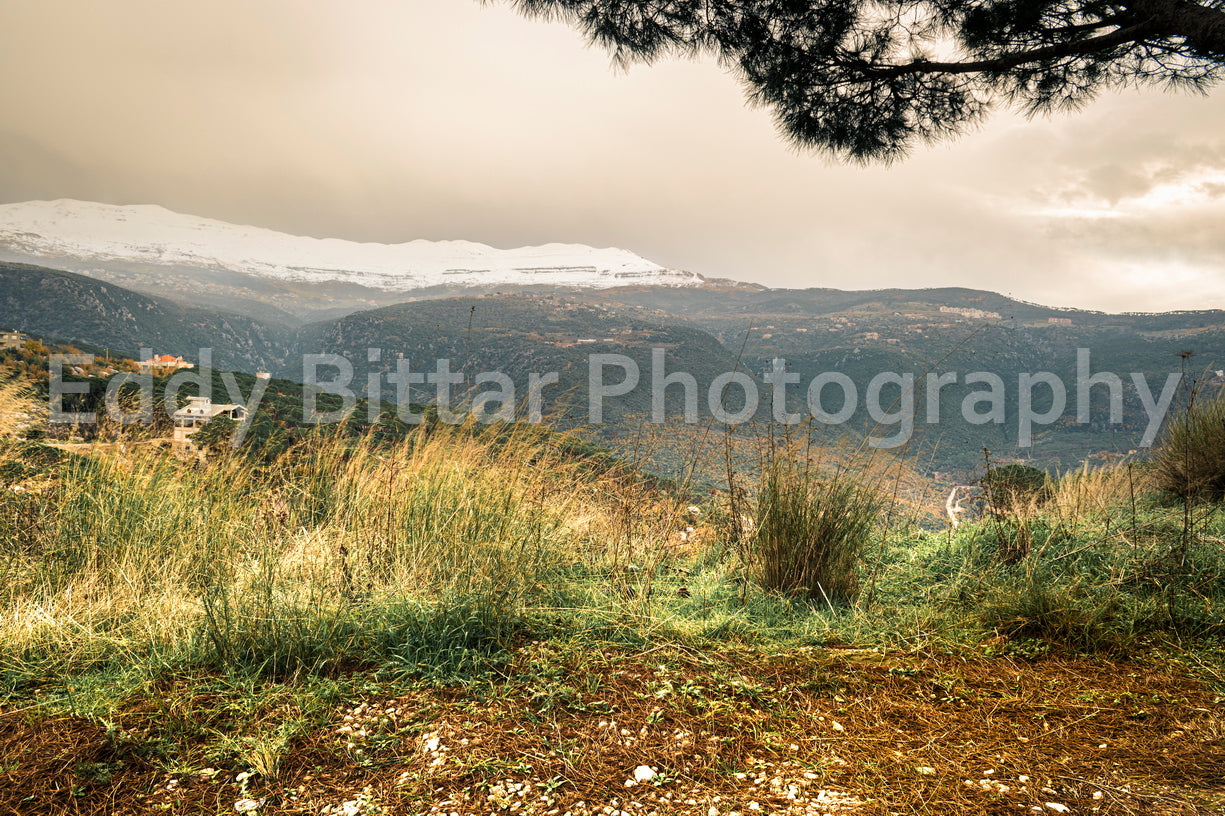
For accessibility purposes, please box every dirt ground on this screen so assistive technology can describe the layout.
[2,646,1222,815]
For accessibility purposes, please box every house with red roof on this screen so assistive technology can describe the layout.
[137,354,195,375]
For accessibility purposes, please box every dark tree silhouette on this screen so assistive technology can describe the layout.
[499,0,1225,161]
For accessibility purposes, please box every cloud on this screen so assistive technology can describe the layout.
[0,0,1221,312]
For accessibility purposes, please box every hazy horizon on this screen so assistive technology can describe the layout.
[1,0,1223,313]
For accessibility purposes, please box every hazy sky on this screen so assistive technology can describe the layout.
[1,0,1223,312]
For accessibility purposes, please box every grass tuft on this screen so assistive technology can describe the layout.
[749,458,881,606]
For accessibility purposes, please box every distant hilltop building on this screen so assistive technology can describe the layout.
[0,330,28,349]
[138,354,195,375]
[939,306,1001,320]
[171,396,247,451]
[1047,317,1073,326]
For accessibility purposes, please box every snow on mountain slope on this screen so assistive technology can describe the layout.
[0,199,702,291]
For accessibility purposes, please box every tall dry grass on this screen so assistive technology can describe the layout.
[0,376,46,439]
[0,424,644,677]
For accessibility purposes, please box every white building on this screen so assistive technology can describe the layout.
[939,306,1001,320]
[171,396,247,449]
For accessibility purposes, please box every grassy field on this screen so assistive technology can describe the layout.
[0,380,1223,815]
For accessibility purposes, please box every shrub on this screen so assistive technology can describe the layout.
[980,463,1054,564]
[750,460,880,606]
[983,464,1051,515]
[1154,395,1225,501]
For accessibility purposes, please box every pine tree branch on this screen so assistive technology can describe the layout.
[850,20,1160,78]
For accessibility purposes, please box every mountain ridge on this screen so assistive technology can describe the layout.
[4,261,1223,475]
[0,198,703,296]
[4,199,1219,325]
[0,262,295,372]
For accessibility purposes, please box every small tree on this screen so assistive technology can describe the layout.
[984,463,1052,515]
[981,462,1052,564]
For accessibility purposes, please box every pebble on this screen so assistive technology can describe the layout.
[633,766,657,783]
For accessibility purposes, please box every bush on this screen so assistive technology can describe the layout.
[750,460,880,606]
[1154,395,1225,501]
[980,463,1054,564]
[983,463,1051,515]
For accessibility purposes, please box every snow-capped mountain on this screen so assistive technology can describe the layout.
[0,199,702,291]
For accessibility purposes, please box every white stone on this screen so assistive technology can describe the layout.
[632,766,656,783]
